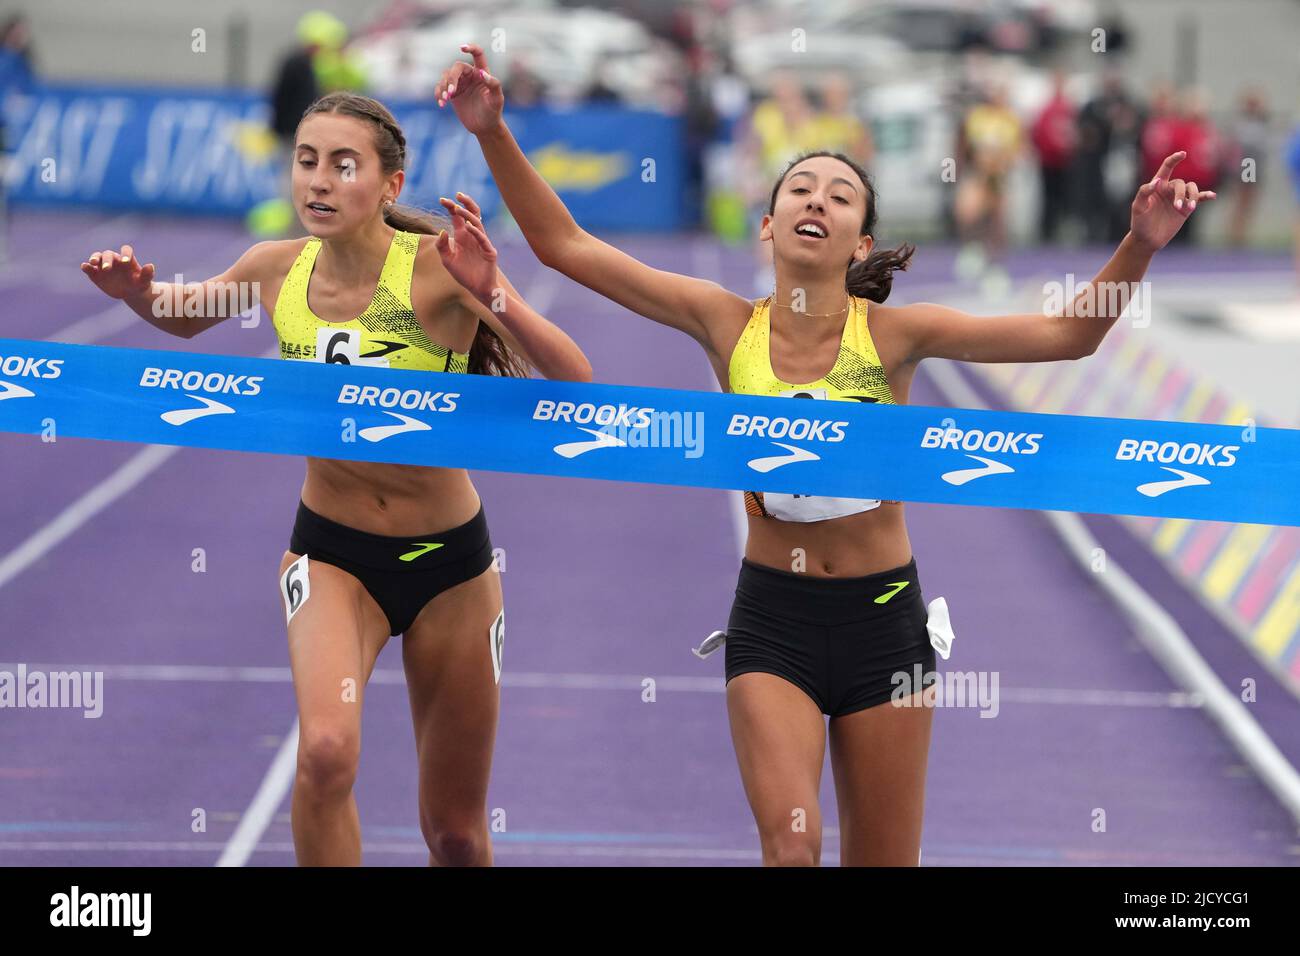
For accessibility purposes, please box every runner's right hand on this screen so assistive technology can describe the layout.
[80,245,156,300]
[434,43,505,136]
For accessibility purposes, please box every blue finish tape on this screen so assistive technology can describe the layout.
[1,338,1295,526]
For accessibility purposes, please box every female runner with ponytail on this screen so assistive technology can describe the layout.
[81,91,592,866]
[435,45,1212,866]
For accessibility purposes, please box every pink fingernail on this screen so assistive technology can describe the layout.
[480,69,487,79]
[1175,198,1183,210]
[1188,200,1196,210]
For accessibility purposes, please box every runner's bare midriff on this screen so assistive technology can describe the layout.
[744,500,914,577]
[301,458,481,536]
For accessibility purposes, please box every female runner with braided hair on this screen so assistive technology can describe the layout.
[81,91,592,865]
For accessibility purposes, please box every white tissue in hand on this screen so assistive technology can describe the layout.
[925,597,955,661]
[693,630,727,660]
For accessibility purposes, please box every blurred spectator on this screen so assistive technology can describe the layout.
[1166,90,1222,245]
[503,58,547,109]
[254,11,367,238]
[1223,87,1270,247]
[270,24,325,148]
[744,71,815,184]
[699,53,750,243]
[942,48,996,240]
[739,71,814,292]
[308,12,366,95]
[585,54,622,104]
[0,14,34,95]
[1075,65,1144,243]
[954,82,1022,291]
[0,13,36,159]
[705,53,749,143]
[807,73,874,168]
[1139,83,1179,183]
[270,12,367,146]
[681,51,722,230]
[0,13,34,261]
[1030,69,1077,243]
[1287,124,1300,286]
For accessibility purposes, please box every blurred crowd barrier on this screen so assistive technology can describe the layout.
[1,81,687,230]
[5,2,1300,248]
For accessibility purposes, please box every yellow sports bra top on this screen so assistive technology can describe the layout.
[273,229,470,373]
[728,294,896,521]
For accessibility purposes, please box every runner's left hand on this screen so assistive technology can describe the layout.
[1129,151,1216,253]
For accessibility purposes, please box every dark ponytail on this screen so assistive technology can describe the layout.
[300,92,528,378]
[844,244,915,303]
[769,150,915,303]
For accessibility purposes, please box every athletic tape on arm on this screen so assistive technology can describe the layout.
[1,338,1296,527]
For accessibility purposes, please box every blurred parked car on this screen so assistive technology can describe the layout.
[351,6,684,108]
[731,0,1098,91]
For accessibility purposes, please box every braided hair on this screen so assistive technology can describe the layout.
[296,92,527,377]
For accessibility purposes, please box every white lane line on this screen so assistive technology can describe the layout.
[0,839,766,860]
[4,840,1285,865]
[0,445,180,590]
[0,661,1204,708]
[923,355,1300,827]
[0,842,232,852]
[214,260,559,867]
[47,303,138,344]
[215,719,299,868]
[0,342,285,863]
[0,346,280,593]
[506,671,721,693]
[995,687,1202,708]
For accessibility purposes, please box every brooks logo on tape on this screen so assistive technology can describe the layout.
[2,338,1297,527]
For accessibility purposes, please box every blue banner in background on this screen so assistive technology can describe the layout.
[0,83,684,229]
[2,337,1298,528]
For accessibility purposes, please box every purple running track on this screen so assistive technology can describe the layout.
[0,212,1297,865]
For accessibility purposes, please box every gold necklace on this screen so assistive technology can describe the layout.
[769,295,851,318]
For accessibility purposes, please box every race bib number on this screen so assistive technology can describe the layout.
[280,554,311,625]
[762,387,881,522]
[315,328,391,368]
